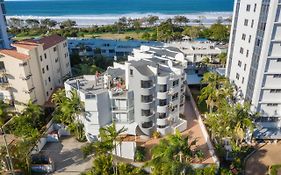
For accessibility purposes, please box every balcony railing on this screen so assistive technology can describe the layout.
[0,82,10,90]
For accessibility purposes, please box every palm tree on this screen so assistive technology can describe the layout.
[147,131,200,175]
[52,89,85,141]
[199,72,226,113]
[99,123,127,175]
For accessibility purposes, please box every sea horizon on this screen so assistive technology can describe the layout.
[5,0,234,26]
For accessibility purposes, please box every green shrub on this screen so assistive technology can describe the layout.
[134,146,146,162]
[270,164,281,175]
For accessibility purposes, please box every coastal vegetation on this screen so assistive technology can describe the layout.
[0,101,51,173]
[198,72,256,174]
[51,89,87,142]
[80,123,148,175]
[8,16,230,42]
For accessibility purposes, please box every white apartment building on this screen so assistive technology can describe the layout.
[0,35,71,111]
[226,0,281,139]
[168,40,223,63]
[67,38,162,58]
[65,46,187,141]
[0,0,10,48]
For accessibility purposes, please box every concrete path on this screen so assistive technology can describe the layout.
[40,136,93,175]
[245,142,281,175]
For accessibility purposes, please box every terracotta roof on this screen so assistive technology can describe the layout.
[12,35,66,50]
[0,49,30,60]
[37,35,66,50]
[12,40,39,50]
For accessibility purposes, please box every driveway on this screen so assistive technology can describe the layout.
[40,136,93,175]
[246,142,281,175]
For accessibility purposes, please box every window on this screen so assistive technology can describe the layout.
[46,65,49,71]
[141,95,153,103]
[246,50,249,57]
[48,77,51,82]
[53,47,57,52]
[242,77,244,84]
[244,19,249,26]
[244,64,247,71]
[254,4,257,12]
[42,68,45,74]
[242,33,246,40]
[248,35,252,43]
[270,89,281,93]
[130,69,133,76]
[267,103,278,107]
[172,79,179,87]
[236,73,240,80]
[46,91,49,96]
[256,39,261,47]
[240,47,244,54]
[159,99,167,106]
[44,53,47,59]
[273,74,281,78]
[251,20,254,28]
[246,4,251,11]
[141,80,153,88]
[40,56,43,62]
[159,85,167,92]
[276,58,281,62]
[66,62,70,67]
[55,58,58,63]
[19,62,27,67]
[238,60,242,67]
[158,113,167,119]
[141,109,152,116]
[172,93,179,101]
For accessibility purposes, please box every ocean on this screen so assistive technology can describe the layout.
[5,0,235,26]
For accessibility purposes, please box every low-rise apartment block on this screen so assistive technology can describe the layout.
[67,38,163,59]
[65,46,187,141]
[0,35,71,111]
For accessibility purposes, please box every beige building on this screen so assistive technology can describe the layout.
[0,35,71,111]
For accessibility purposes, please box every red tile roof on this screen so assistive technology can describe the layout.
[12,35,66,50]
[37,35,66,50]
[0,49,30,60]
[12,41,39,50]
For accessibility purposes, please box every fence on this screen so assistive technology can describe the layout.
[186,85,220,167]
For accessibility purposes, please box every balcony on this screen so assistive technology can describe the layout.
[157,105,168,113]
[0,82,10,90]
[112,106,130,113]
[23,87,35,94]
[157,118,169,126]
[0,68,6,75]
[157,125,171,135]
[141,95,153,103]
[19,74,32,81]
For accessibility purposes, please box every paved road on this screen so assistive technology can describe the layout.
[40,136,93,175]
[246,142,281,175]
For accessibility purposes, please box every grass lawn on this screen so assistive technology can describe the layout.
[189,85,208,114]
[84,31,150,40]
[13,31,152,41]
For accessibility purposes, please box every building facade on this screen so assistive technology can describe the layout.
[226,0,281,138]
[67,38,163,59]
[0,0,10,48]
[65,46,187,141]
[0,35,71,111]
